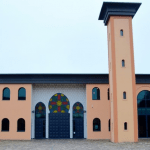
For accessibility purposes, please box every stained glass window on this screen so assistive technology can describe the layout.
[35,102,46,118]
[73,102,84,118]
[49,93,70,113]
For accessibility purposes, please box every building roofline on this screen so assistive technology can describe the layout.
[0,73,149,84]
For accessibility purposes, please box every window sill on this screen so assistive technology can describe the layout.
[17,131,25,132]
[2,100,10,101]
[92,99,100,100]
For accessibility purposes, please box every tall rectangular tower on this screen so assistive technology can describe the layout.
[99,2,141,143]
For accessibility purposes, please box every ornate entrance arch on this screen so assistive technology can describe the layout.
[49,93,70,139]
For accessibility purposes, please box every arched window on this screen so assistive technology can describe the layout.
[123,92,126,99]
[108,88,110,100]
[93,118,101,131]
[122,60,125,67]
[124,122,127,130]
[137,90,150,138]
[120,29,123,36]
[18,88,26,100]
[92,88,100,100]
[17,118,25,132]
[2,118,9,131]
[108,119,111,131]
[3,88,10,100]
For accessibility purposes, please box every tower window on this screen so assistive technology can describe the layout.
[123,92,126,99]
[124,122,127,130]
[120,30,123,36]
[108,119,111,131]
[108,88,110,100]
[122,60,125,67]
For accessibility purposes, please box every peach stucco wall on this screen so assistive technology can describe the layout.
[136,85,150,95]
[0,84,32,140]
[107,16,137,143]
[86,84,111,139]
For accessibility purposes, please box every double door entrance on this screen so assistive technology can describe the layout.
[49,113,70,139]
[34,100,84,139]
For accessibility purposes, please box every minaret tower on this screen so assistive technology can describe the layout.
[99,2,141,143]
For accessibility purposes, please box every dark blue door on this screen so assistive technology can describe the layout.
[35,118,46,139]
[73,118,84,138]
[35,102,46,139]
[73,102,84,139]
[49,113,70,139]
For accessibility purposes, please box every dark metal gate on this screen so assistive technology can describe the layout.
[73,117,84,138]
[49,113,70,139]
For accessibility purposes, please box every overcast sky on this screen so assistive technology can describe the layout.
[0,0,148,74]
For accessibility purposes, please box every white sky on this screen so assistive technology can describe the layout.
[0,0,148,74]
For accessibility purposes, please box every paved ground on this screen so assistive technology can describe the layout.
[0,139,150,150]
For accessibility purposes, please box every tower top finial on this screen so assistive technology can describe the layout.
[99,2,141,26]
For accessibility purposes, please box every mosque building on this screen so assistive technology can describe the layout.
[0,2,148,143]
